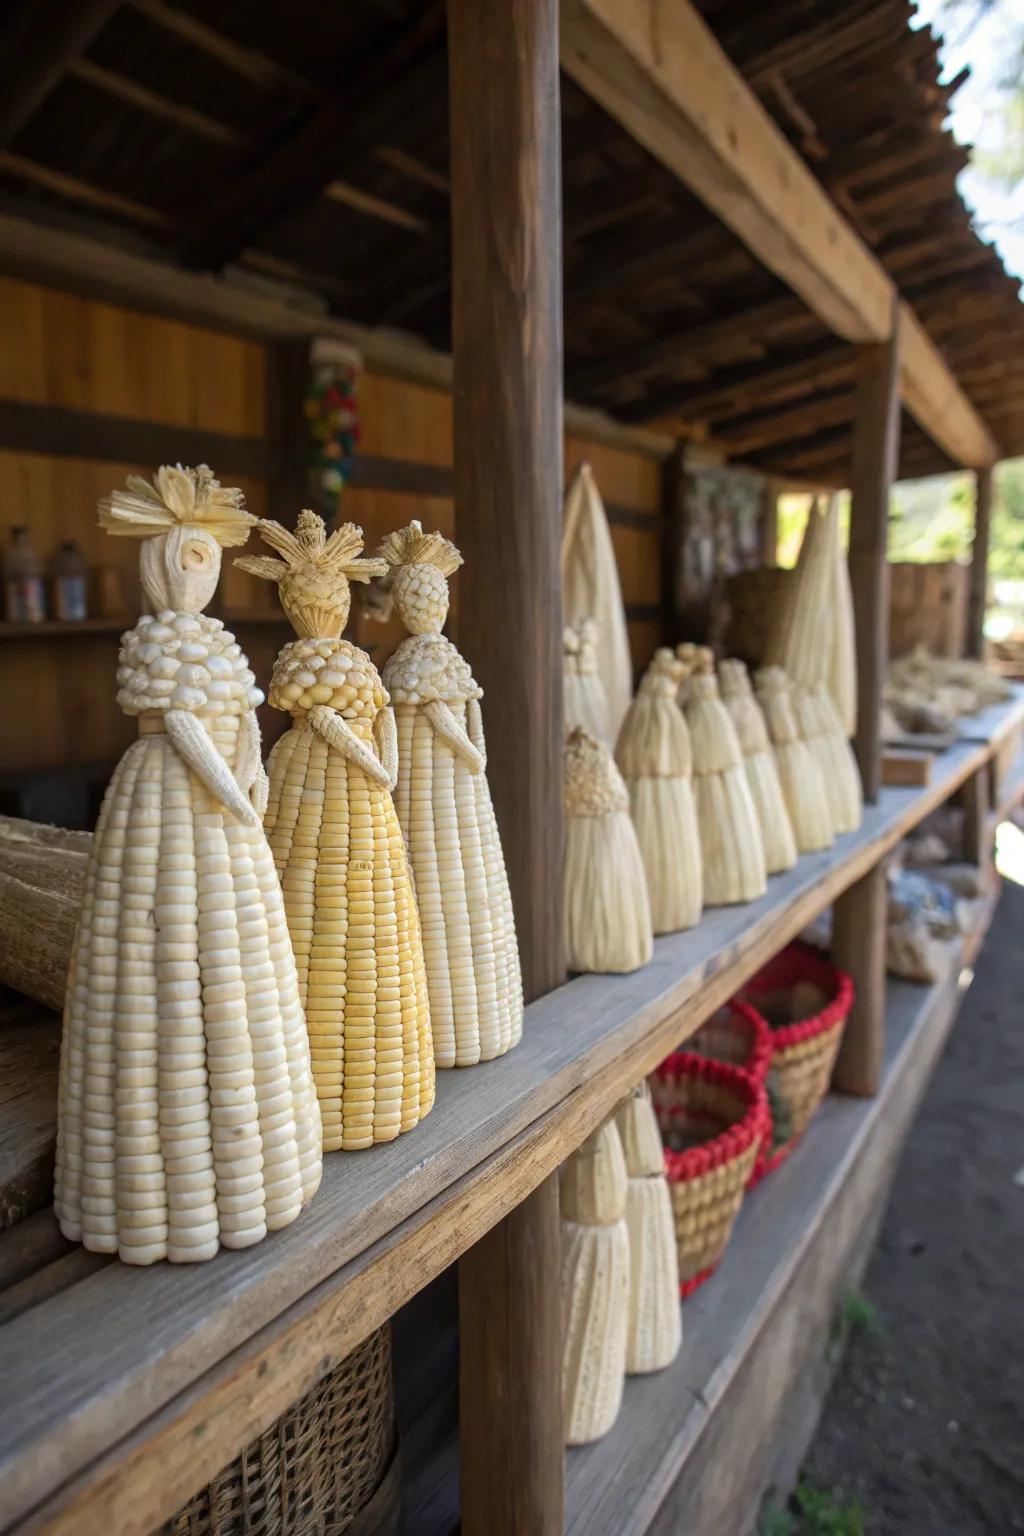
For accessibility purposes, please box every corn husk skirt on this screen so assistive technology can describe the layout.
[55,720,323,1264]
[392,701,522,1069]
[265,716,434,1151]
[628,777,703,933]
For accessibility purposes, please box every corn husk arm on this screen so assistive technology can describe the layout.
[374,704,399,791]
[164,711,259,827]
[424,699,485,774]
[236,708,270,816]
[307,705,391,787]
[466,696,487,770]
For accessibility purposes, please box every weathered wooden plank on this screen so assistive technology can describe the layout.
[0,1009,60,1230]
[967,464,994,658]
[565,953,975,1536]
[448,0,565,1527]
[899,305,997,471]
[0,742,993,1534]
[0,819,90,1013]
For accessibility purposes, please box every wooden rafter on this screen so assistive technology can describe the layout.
[67,58,248,148]
[0,0,119,148]
[560,0,998,467]
[177,11,446,271]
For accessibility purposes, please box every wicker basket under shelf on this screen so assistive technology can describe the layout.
[161,1326,398,1536]
[651,1053,769,1297]
[740,941,855,1178]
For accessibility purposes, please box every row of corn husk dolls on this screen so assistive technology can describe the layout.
[54,466,524,1266]
[562,622,863,975]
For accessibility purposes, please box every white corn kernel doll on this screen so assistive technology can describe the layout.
[376,522,523,1070]
[237,512,434,1150]
[55,467,323,1265]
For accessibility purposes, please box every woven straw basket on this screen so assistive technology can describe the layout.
[740,942,854,1178]
[162,1326,398,1536]
[650,1053,769,1297]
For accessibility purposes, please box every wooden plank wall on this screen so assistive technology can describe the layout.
[888,561,967,659]
[0,279,665,778]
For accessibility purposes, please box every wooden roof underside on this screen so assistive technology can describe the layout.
[0,0,1021,485]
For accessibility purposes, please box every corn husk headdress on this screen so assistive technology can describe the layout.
[237,510,387,638]
[376,519,463,576]
[99,464,255,547]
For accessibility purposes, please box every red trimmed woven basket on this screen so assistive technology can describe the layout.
[681,1001,774,1181]
[740,942,855,1178]
[650,1053,770,1296]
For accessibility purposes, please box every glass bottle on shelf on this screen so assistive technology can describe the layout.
[4,525,46,623]
[54,540,89,621]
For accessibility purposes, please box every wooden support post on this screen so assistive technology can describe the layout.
[849,311,901,803]
[448,0,565,1531]
[967,465,994,660]
[832,860,888,1097]
[961,764,990,868]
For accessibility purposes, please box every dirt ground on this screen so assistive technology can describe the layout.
[795,877,1024,1534]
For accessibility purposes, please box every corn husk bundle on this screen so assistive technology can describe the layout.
[564,727,653,974]
[792,683,862,836]
[55,469,323,1265]
[886,645,1010,735]
[562,462,633,740]
[615,1084,681,1374]
[763,496,857,734]
[564,617,612,745]
[615,648,702,933]
[719,658,797,875]
[561,1116,630,1444]
[378,521,523,1069]
[754,667,833,854]
[679,645,766,907]
[238,512,434,1151]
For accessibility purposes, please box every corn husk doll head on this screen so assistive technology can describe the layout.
[564,618,613,745]
[101,463,255,616]
[376,519,461,634]
[237,509,386,640]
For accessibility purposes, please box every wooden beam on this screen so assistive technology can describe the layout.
[967,464,994,659]
[0,399,272,477]
[560,0,894,343]
[850,314,902,803]
[127,0,318,97]
[0,0,119,148]
[899,305,997,470]
[448,0,565,1529]
[620,340,854,426]
[560,0,998,468]
[67,59,248,148]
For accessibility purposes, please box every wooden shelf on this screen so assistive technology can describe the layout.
[564,931,987,1536]
[954,685,1024,752]
[0,735,994,1536]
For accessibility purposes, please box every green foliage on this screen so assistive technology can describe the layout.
[792,1481,866,1536]
[838,1286,881,1337]
[759,1480,866,1535]
[760,1500,795,1536]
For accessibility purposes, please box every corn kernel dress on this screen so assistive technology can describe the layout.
[238,513,434,1151]
[54,468,323,1265]
[377,523,523,1069]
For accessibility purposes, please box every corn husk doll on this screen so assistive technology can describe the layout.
[719,658,797,875]
[754,666,833,854]
[615,647,703,933]
[562,462,633,740]
[564,617,612,745]
[237,512,434,1151]
[561,1115,630,1445]
[793,683,863,836]
[375,521,523,1069]
[564,727,653,974]
[55,467,322,1265]
[615,1083,681,1374]
[678,645,767,906]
